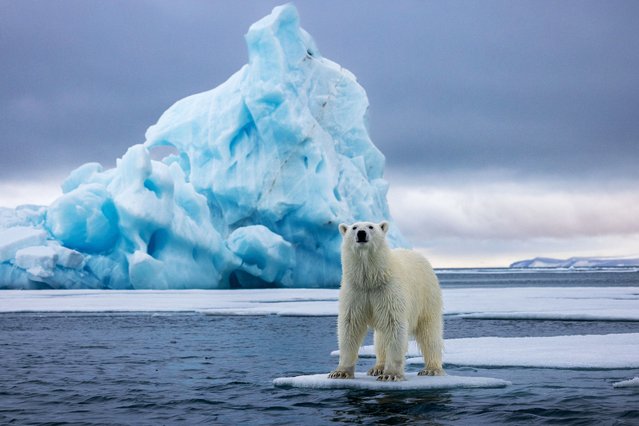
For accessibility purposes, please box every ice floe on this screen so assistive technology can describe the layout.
[444,286,639,321]
[335,333,639,370]
[612,377,639,388]
[0,289,338,315]
[273,373,510,390]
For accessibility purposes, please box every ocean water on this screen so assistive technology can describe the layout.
[1,271,638,425]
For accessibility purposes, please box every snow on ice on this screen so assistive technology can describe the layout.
[0,4,405,290]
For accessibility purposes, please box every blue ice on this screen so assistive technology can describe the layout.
[0,4,406,289]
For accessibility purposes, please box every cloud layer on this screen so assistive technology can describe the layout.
[1,1,638,182]
[389,183,639,241]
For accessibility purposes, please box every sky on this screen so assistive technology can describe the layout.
[1,0,638,267]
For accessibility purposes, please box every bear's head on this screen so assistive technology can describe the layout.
[338,221,389,251]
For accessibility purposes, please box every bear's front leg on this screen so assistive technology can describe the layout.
[329,310,367,379]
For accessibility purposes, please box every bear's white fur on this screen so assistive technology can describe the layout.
[328,221,444,381]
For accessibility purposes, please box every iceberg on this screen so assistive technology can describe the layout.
[0,4,405,289]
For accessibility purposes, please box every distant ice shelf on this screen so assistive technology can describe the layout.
[0,4,405,290]
[510,256,639,269]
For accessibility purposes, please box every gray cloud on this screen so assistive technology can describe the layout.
[388,182,639,267]
[388,183,639,241]
[1,0,638,186]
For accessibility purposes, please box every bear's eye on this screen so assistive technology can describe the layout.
[368,225,373,230]
[352,226,357,230]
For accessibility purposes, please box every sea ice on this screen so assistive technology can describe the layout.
[339,333,639,369]
[444,286,639,321]
[0,4,405,290]
[1,287,638,321]
[273,372,510,390]
[612,377,639,388]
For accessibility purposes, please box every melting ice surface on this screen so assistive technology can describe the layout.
[0,4,405,289]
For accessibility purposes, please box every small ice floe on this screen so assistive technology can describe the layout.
[612,377,639,388]
[273,372,510,390]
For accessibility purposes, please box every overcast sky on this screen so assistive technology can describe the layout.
[1,1,638,266]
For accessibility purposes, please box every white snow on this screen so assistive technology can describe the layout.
[273,372,510,390]
[612,377,639,388]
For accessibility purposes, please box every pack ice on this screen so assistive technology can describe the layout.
[0,5,405,290]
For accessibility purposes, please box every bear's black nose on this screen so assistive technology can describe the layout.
[356,230,368,243]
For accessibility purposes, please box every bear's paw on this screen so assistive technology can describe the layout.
[328,370,354,379]
[367,365,385,376]
[418,368,446,376]
[376,373,405,382]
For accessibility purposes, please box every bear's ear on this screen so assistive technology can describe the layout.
[339,223,349,236]
[379,221,389,234]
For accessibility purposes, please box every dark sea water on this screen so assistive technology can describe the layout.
[1,271,638,425]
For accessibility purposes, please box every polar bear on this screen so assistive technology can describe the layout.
[328,221,444,381]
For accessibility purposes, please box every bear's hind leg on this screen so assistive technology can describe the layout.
[368,330,386,376]
[416,316,445,376]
